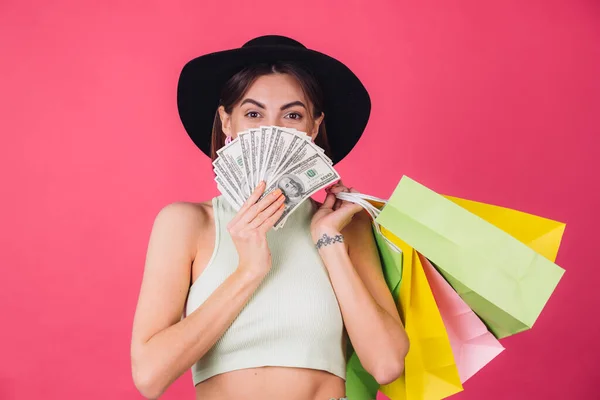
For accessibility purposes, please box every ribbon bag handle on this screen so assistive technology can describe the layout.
[334,192,401,253]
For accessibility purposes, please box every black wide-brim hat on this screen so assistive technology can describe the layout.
[177,35,371,165]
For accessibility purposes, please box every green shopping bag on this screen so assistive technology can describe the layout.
[346,351,379,400]
[374,225,404,302]
[376,176,565,339]
[344,196,404,400]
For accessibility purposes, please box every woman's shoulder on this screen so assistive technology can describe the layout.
[144,200,217,267]
[151,200,215,235]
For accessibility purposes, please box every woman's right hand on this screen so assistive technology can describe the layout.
[227,181,286,278]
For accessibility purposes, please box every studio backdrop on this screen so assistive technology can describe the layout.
[1,1,599,399]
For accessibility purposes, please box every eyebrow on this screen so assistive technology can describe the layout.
[280,101,306,111]
[240,98,265,109]
[239,98,307,111]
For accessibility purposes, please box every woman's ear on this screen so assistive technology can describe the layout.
[218,105,232,136]
[310,112,325,140]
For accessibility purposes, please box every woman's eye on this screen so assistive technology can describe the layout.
[245,111,261,118]
[285,112,303,120]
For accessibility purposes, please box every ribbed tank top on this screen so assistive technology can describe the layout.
[185,195,347,385]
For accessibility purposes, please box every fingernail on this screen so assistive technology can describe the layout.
[273,188,282,196]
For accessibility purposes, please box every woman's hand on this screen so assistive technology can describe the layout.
[227,181,286,278]
[310,181,364,241]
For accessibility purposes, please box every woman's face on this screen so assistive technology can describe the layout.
[218,73,324,140]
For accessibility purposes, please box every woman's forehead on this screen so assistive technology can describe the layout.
[244,74,308,104]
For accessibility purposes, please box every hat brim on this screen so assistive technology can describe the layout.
[177,45,371,165]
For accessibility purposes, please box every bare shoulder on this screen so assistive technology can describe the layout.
[146,200,215,264]
[154,200,212,224]
[132,199,215,345]
[152,200,213,234]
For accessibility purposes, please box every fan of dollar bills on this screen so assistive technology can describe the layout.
[213,126,340,229]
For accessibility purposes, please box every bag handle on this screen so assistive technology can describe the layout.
[336,192,381,218]
[335,191,388,206]
[335,192,401,253]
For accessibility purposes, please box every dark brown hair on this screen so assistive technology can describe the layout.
[210,62,331,160]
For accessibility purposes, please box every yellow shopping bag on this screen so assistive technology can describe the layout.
[444,196,565,263]
[379,227,463,400]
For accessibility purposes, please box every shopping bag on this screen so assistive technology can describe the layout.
[338,192,463,399]
[376,176,566,339]
[346,351,380,400]
[335,192,405,308]
[377,393,391,400]
[420,253,504,383]
[343,195,404,400]
[378,235,463,400]
[444,196,565,263]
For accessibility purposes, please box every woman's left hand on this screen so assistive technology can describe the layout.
[310,181,364,240]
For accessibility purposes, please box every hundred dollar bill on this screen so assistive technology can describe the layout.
[286,128,329,157]
[247,130,257,188]
[214,125,335,214]
[263,128,292,184]
[258,126,271,183]
[265,135,323,227]
[249,128,260,188]
[266,129,305,184]
[216,138,251,200]
[248,129,260,188]
[261,126,278,182]
[295,130,332,164]
[263,151,340,229]
[215,176,242,210]
[213,157,245,205]
[272,139,311,180]
[271,129,332,181]
[238,131,254,197]
[274,135,304,177]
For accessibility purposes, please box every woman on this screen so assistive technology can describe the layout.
[130,35,409,400]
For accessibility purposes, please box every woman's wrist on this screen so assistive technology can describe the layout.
[312,227,350,274]
[312,226,346,251]
[234,264,269,284]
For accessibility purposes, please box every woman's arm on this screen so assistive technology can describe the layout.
[130,186,285,399]
[130,202,265,399]
[313,205,409,385]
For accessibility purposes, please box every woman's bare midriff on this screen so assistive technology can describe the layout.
[194,367,346,400]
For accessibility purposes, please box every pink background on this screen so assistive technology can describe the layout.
[1,0,599,399]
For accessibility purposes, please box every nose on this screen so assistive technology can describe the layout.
[264,117,280,127]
